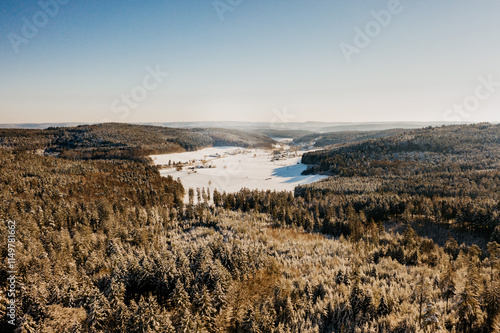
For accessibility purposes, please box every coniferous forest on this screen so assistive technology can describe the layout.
[1,123,500,332]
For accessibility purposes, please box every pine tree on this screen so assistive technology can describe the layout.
[468,244,482,266]
[198,285,216,332]
[349,281,363,319]
[178,310,196,333]
[421,301,440,332]
[213,189,221,207]
[445,235,459,260]
[403,226,418,250]
[414,274,430,329]
[130,296,154,333]
[455,265,482,333]
[86,294,110,332]
[304,282,313,306]
[283,296,295,324]
[188,188,194,206]
[202,187,208,203]
[487,241,500,274]
[107,280,129,333]
[377,295,390,317]
[171,280,194,331]
[171,280,191,314]
[439,263,456,314]
[242,305,262,333]
[212,279,227,312]
[361,290,375,319]
[485,281,500,332]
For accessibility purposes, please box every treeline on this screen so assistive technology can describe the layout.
[213,186,500,246]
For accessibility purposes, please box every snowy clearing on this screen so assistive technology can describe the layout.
[150,146,327,194]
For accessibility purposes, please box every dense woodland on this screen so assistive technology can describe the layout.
[300,124,500,242]
[292,129,407,148]
[1,123,500,332]
[0,123,275,161]
[249,129,314,140]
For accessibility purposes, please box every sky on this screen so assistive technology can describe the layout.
[0,0,499,124]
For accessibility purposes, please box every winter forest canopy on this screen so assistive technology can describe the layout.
[0,123,500,332]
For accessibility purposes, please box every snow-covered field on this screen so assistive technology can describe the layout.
[150,146,327,195]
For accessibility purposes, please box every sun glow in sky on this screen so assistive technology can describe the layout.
[1,0,499,124]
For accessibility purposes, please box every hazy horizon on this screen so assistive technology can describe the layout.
[0,119,489,129]
[1,1,500,124]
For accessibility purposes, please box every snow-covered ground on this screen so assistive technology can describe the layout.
[150,146,327,195]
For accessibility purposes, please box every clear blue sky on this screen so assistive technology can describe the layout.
[1,0,499,124]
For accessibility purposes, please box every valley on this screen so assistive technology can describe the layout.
[151,146,328,196]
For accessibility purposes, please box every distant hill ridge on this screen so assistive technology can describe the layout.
[0,121,477,132]
[0,123,275,161]
[301,122,500,175]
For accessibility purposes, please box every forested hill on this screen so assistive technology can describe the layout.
[302,123,500,175]
[296,123,500,248]
[293,128,407,148]
[0,123,275,161]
